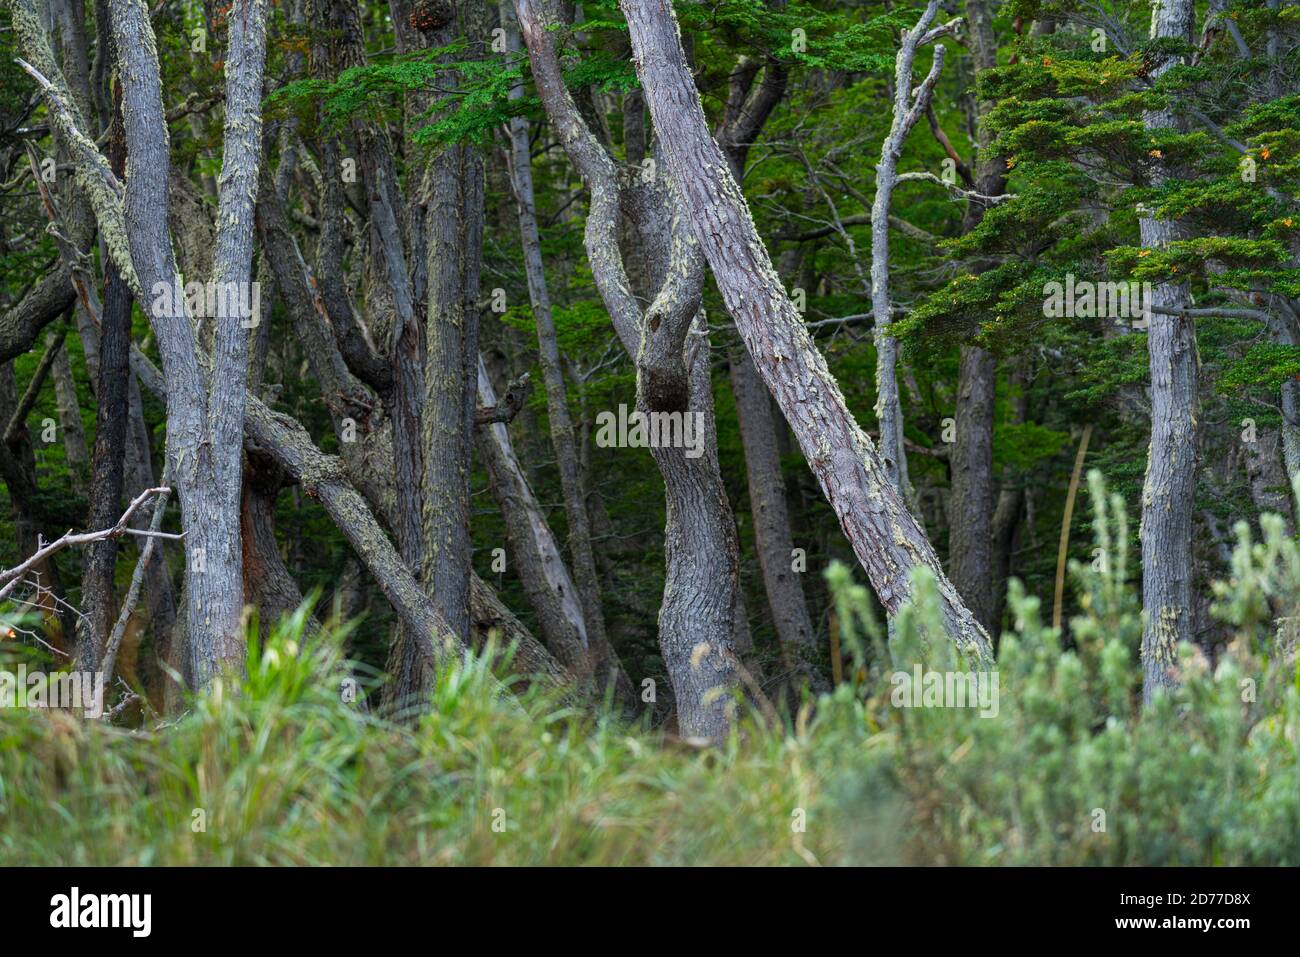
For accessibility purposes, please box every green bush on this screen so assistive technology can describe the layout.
[840,471,1300,865]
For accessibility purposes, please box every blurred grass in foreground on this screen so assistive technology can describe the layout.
[1,473,1297,865]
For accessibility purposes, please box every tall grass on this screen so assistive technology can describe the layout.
[1,473,1296,865]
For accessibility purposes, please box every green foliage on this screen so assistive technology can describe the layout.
[4,478,1298,865]
[834,473,1300,865]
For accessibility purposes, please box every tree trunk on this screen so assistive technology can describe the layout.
[948,0,1005,634]
[949,345,996,629]
[75,254,131,670]
[500,4,627,699]
[730,347,823,689]
[621,0,991,659]
[476,355,592,678]
[515,0,745,739]
[48,329,89,496]
[869,6,946,499]
[108,0,270,688]
[1139,0,1198,704]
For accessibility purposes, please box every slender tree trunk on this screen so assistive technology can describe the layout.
[48,329,89,496]
[1139,0,1198,703]
[948,0,1005,634]
[476,355,592,677]
[415,6,486,665]
[989,363,1028,632]
[75,252,131,670]
[730,347,823,688]
[949,345,996,629]
[500,4,628,698]
[869,9,945,498]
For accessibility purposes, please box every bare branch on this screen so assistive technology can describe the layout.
[0,487,172,603]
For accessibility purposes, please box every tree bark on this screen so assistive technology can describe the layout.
[75,253,131,670]
[1138,0,1199,703]
[621,0,991,659]
[949,345,996,629]
[48,330,89,496]
[0,268,76,364]
[730,347,822,688]
[870,4,947,498]
[515,0,745,738]
[108,0,270,688]
[476,354,591,677]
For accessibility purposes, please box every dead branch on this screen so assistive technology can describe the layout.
[0,487,173,603]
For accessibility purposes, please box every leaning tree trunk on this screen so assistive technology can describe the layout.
[1139,0,1199,703]
[500,4,628,699]
[712,25,819,692]
[476,355,592,678]
[621,0,991,659]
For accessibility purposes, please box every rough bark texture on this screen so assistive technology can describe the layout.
[379,2,486,704]
[109,0,270,688]
[476,356,591,676]
[1138,0,1199,704]
[622,0,991,660]
[0,268,76,364]
[711,13,816,693]
[949,344,996,629]
[516,0,744,738]
[48,331,89,496]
